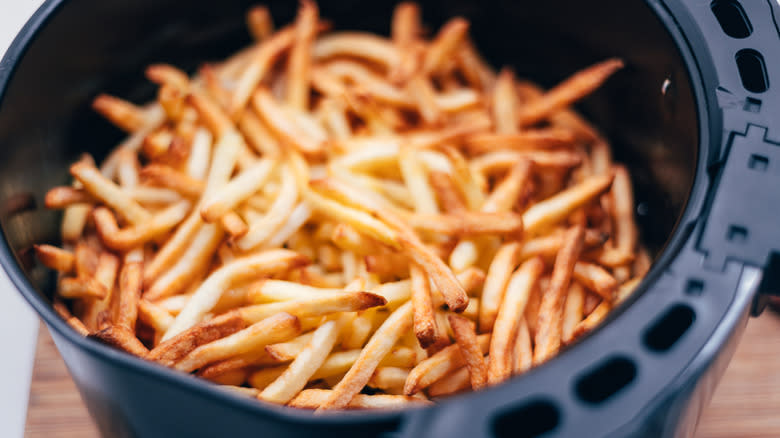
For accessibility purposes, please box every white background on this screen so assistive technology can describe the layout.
[0,1,48,437]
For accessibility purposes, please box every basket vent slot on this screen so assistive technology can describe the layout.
[574,356,637,405]
[711,0,753,38]
[736,49,769,93]
[492,399,560,438]
[748,154,768,171]
[643,304,695,352]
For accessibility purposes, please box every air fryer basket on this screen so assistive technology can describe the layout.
[1,0,779,437]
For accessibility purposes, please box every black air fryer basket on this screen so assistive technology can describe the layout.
[2,0,780,437]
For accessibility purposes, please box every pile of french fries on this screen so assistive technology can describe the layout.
[35,1,651,411]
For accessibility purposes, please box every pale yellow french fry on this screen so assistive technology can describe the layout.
[261,319,341,404]
[163,250,309,340]
[70,161,151,225]
[369,367,410,391]
[200,158,276,222]
[572,261,618,301]
[264,332,317,361]
[93,201,190,251]
[285,0,318,110]
[34,245,75,273]
[493,69,519,134]
[236,292,386,324]
[237,165,298,250]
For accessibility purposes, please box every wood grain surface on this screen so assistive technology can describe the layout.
[24,313,780,438]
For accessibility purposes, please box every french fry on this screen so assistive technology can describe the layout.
[200,158,276,222]
[70,161,151,225]
[493,69,519,134]
[570,301,611,340]
[411,264,438,348]
[286,0,319,110]
[260,319,341,404]
[512,318,533,375]
[518,58,624,127]
[140,164,205,198]
[44,186,94,209]
[34,244,75,273]
[237,291,386,324]
[237,165,298,250]
[448,314,487,390]
[463,129,576,154]
[318,301,413,410]
[163,250,309,340]
[427,367,471,397]
[369,367,410,391]
[175,312,301,372]
[92,94,148,133]
[313,32,401,70]
[264,332,317,361]
[523,173,614,235]
[93,201,191,251]
[534,226,585,365]
[481,158,533,213]
[422,17,469,76]
[488,257,544,385]
[88,325,149,357]
[290,389,429,409]
[116,248,143,332]
[572,261,618,301]
[138,299,175,334]
[479,242,519,333]
[404,334,490,395]
[561,282,586,344]
[247,5,274,41]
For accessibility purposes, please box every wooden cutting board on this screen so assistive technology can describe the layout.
[24,313,780,438]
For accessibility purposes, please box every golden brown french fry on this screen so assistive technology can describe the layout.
[369,367,410,391]
[313,32,401,70]
[138,298,175,334]
[286,0,318,110]
[88,325,149,357]
[463,129,576,154]
[479,242,519,333]
[53,298,90,336]
[175,312,300,373]
[448,314,487,390]
[187,91,235,139]
[221,211,249,238]
[507,318,532,376]
[163,250,309,340]
[523,173,614,235]
[116,248,143,332]
[140,164,205,198]
[488,257,544,385]
[290,389,429,409]
[493,69,519,134]
[318,301,413,410]
[238,110,282,157]
[534,226,585,365]
[471,150,582,174]
[571,301,611,340]
[518,58,624,127]
[616,277,642,304]
[260,319,341,404]
[70,161,151,225]
[146,64,189,89]
[455,38,496,90]
[92,94,148,133]
[34,244,75,273]
[411,264,438,348]
[230,26,297,116]
[408,75,443,125]
[93,201,191,251]
[427,366,471,397]
[572,261,618,301]
[44,186,94,209]
[561,282,586,344]
[403,334,490,395]
[422,17,469,76]
[481,158,533,213]
[247,5,274,41]
[428,171,467,213]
